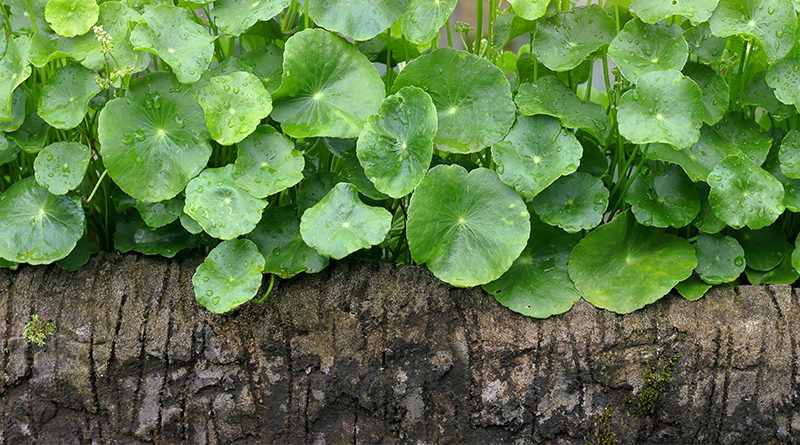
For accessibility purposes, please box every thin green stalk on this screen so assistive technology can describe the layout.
[25,0,38,34]
[475,0,483,55]
[252,274,276,304]
[1,3,14,37]
[737,39,751,105]
[486,0,494,59]
[584,58,595,102]
[446,19,453,47]
[385,30,393,95]
[304,0,309,30]
[85,169,108,203]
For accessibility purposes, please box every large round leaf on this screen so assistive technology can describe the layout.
[37,63,101,129]
[617,70,704,149]
[406,165,530,287]
[0,177,84,264]
[683,62,729,125]
[307,0,408,41]
[766,53,800,111]
[192,239,265,314]
[624,163,700,228]
[33,142,90,195]
[98,72,212,202]
[693,233,745,284]
[530,5,616,71]
[492,115,582,198]
[531,172,608,233]
[271,29,384,138]
[0,35,32,122]
[631,0,719,23]
[299,182,392,259]
[213,0,291,36]
[247,206,329,278]
[707,153,784,229]
[233,125,304,198]
[197,72,272,145]
[183,165,267,240]
[568,211,697,314]
[780,130,800,178]
[709,0,797,62]
[483,213,581,318]
[608,20,688,84]
[515,76,610,141]
[45,0,98,37]
[392,47,515,153]
[508,0,549,21]
[401,0,459,44]
[356,86,437,199]
[130,5,215,84]
[730,226,786,271]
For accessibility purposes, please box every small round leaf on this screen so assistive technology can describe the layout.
[709,0,796,62]
[33,142,91,195]
[45,0,99,37]
[624,163,700,228]
[508,0,549,21]
[136,195,183,229]
[37,63,102,129]
[693,233,745,284]
[233,125,304,199]
[766,53,800,111]
[531,172,608,233]
[683,62,729,125]
[676,276,713,301]
[531,5,616,71]
[401,0,459,44]
[608,20,688,84]
[213,0,291,36]
[307,0,409,41]
[197,72,272,145]
[193,239,265,314]
[729,226,786,271]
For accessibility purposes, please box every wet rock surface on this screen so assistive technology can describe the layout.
[0,252,798,444]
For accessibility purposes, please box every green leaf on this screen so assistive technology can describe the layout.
[483,213,581,318]
[98,72,212,202]
[675,276,713,301]
[392,47,515,153]
[7,113,50,153]
[307,0,409,41]
[55,232,98,271]
[0,88,26,132]
[762,139,800,212]
[608,20,688,84]
[508,0,549,21]
[183,165,267,240]
[683,62,729,125]
[631,0,719,23]
[515,76,610,141]
[531,172,608,233]
[240,44,284,93]
[568,211,697,314]
[401,0,459,44]
[44,0,99,37]
[78,2,149,72]
[766,53,800,111]
[299,182,392,259]
[684,22,726,63]
[341,152,388,200]
[791,234,800,273]
[492,115,582,198]
[0,177,85,264]
[407,165,530,287]
[729,225,786,271]
[741,71,795,120]
[136,195,183,229]
[745,246,799,285]
[0,35,32,122]
[197,72,272,145]
[213,0,291,36]
[780,130,800,178]
[130,5,216,83]
[297,171,338,216]
[33,142,90,195]
[709,0,797,62]
[37,63,102,129]
[115,212,196,257]
[356,86,437,198]
[693,233,745,284]
[692,182,726,234]
[8,0,48,34]
[617,70,704,149]
[531,5,616,71]
[233,125,304,199]
[193,239,265,314]
[271,29,384,138]
[0,134,18,166]
[247,206,329,278]
[707,153,784,230]
[180,210,203,234]
[625,163,700,228]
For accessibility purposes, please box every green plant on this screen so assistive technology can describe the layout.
[0,0,799,316]
[587,407,618,445]
[625,350,681,417]
[23,314,55,347]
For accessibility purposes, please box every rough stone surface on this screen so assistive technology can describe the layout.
[0,252,798,444]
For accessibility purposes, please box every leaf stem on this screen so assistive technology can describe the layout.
[252,274,276,304]
[304,0,309,30]
[446,19,453,47]
[85,169,108,204]
[475,0,482,55]
[25,0,38,34]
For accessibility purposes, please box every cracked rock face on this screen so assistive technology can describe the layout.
[0,253,798,444]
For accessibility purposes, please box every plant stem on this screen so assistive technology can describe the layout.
[385,30,393,95]
[446,19,453,47]
[304,0,309,30]
[253,274,276,304]
[475,0,483,55]
[25,0,38,34]
[85,169,108,203]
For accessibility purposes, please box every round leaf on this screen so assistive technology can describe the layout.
[299,182,392,259]
[45,0,99,37]
[214,0,291,36]
[392,47,515,153]
[0,35,32,122]
[0,134,18,166]
[98,72,212,203]
[193,239,265,314]
[183,165,267,240]
[0,88,27,133]
[7,113,49,154]
[631,0,719,23]
[115,216,196,258]
[0,177,85,264]
[683,61,729,125]
[136,195,183,229]
[492,115,582,198]
[356,86,437,198]
[709,0,797,62]
[779,130,800,178]
[37,63,102,129]
[78,2,149,71]
[531,5,616,71]
[197,72,272,145]
[307,0,409,41]
[271,29,384,138]
[624,163,700,228]
[676,276,713,301]
[531,172,608,233]
[247,206,329,278]
[617,70,704,149]
[766,53,800,111]
[233,126,304,199]
[743,71,795,120]
[693,233,745,284]
[508,0,549,21]
[608,20,688,84]
[401,0,459,44]
[33,142,90,195]
[56,232,98,272]
[692,182,726,234]
[745,246,799,285]
[130,5,215,84]
[707,153,784,230]
[729,225,786,271]
[406,165,530,287]
[568,211,697,314]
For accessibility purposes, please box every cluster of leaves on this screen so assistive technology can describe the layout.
[0,0,799,317]
[23,314,55,347]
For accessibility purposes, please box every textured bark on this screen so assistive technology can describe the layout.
[0,252,798,444]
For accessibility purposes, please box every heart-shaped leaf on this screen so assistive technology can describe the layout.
[531,172,608,233]
[625,163,700,228]
[531,5,616,71]
[631,0,719,23]
[568,211,697,314]
[45,0,98,37]
[766,53,800,111]
[183,165,267,240]
[508,0,549,21]
[193,239,265,314]
[707,153,784,229]
[683,62,729,125]
[617,70,704,149]
[37,63,102,129]
[130,5,215,83]
[515,76,610,141]
[0,177,84,264]
[401,0,459,44]
[271,29,384,138]
[197,71,272,145]
[392,47,516,153]
[299,182,392,259]
[98,72,212,202]
[730,225,786,271]
[136,195,183,229]
[693,233,745,284]
[492,115,582,198]
[307,0,409,41]
[0,35,32,122]
[608,20,688,84]
[780,130,800,178]
[407,165,530,287]
[709,0,797,62]
[356,86,437,198]
[483,212,581,318]
[233,125,304,198]
[213,0,291,36]
[247,206,329,278]
[33,142,90,195]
